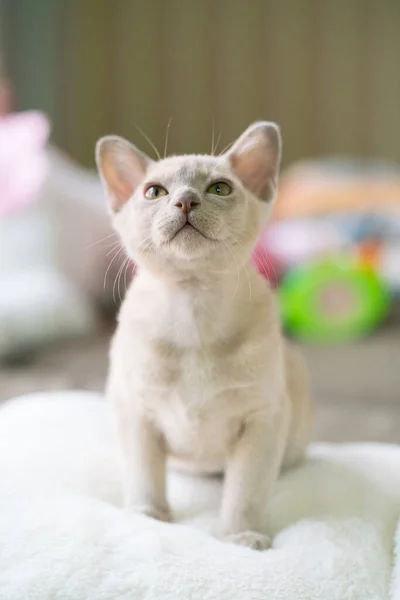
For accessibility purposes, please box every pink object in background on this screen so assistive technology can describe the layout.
[252,234,284,286]
[0,110,50,216]
[252,218,345,286]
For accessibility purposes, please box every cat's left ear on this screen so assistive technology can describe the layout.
[95,136,153,212]
[225,121,282,202]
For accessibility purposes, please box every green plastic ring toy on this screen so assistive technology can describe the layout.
[279,257,391,343]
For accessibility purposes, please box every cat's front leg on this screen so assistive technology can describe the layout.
[218,401,290,550]
[113,398,171,522]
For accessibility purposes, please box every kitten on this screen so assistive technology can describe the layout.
[95,122,312,550]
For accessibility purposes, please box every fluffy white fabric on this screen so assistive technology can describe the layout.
[0,391,399,600]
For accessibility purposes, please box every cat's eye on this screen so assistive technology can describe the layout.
[144,185,168,200]
[206,181,232,196]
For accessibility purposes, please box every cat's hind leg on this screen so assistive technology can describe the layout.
[282,343,313,470]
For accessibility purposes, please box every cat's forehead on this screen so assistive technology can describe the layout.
[146,154,230,185]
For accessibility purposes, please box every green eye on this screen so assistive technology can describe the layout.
[144,185,168,200]
[206,181,232,196]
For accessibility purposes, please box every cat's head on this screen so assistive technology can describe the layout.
[96,122,281,278]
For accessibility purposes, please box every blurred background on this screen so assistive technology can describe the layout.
[3,0,400,167]
[0,0,399,442]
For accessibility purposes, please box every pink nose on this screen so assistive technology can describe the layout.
[174,194,200,215]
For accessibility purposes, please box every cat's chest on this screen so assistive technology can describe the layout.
[130,345,249,465]
[111,317,272,468]
[111,280,278,410]
[123,337,234,400]
[113,320,265,407]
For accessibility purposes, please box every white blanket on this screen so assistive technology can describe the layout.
[0,391,399,600]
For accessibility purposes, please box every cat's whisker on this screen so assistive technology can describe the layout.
[213,130,222,156]
[118,257,131,304]
[228,231,271,284]
[85,232,117,251]
[220,239,240,298]
[164,117,172,158]
[115,259,124,305]
[253,244,279,284]
[106,240,124,257]
[243,262,253,301]
[252,251,263,274]
[140,241,156,264]
[139,235,156,260]
[219,139,234,155]
[124,256,132,292]
[134,123,162,161]
[104,246,125,291]
[210,118,222,156]
[118,256,131,305]
[113,257,126,306]
[254,247,270,275]
[211,116,215,155]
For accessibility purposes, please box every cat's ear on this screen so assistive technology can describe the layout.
[95,136,153,211]
[225,121,282,202]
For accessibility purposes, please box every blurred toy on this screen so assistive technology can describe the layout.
[253,159,400,342]
[0,76,120,360]
[274,158,400,220]
[279,257,390,343]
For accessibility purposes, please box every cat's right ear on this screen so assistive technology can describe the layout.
[95,136,153,212]
[225,122,282,203]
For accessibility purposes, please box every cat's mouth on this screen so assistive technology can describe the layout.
[170,221,209,241]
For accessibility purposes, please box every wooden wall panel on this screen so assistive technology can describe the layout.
[262,0,319,163]
[314,0,369,156]
[57,0,116,166]
[2,0,400,168]
[161,0,215,154]
[364,0,400,161]
[113,0,166,156]
[212,0,266,153]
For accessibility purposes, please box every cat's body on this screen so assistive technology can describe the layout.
[96,124,313,550]
[110,265,310,475]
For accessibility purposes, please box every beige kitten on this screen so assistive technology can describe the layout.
[95,122,312,551]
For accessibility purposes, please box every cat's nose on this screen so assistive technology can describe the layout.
[174,194,200,215]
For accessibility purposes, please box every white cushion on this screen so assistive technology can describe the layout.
[0,391,399,600]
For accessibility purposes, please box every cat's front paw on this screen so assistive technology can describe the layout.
[221,530,271,551]
[128,504,172,523]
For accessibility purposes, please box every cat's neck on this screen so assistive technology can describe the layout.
[120,258,274,347]
[121,260,270,345]
[134,261,251,299]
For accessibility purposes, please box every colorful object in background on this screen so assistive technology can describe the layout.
[0,97,122,359]
[0,44,129,362]
[254,158,400,342]
[251,243,283,287]
[0,111,50,216]
[279,257,390,343]
[0,109,95,361]
[274,158,400,220]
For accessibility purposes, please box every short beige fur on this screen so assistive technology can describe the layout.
[96,122,313,550]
